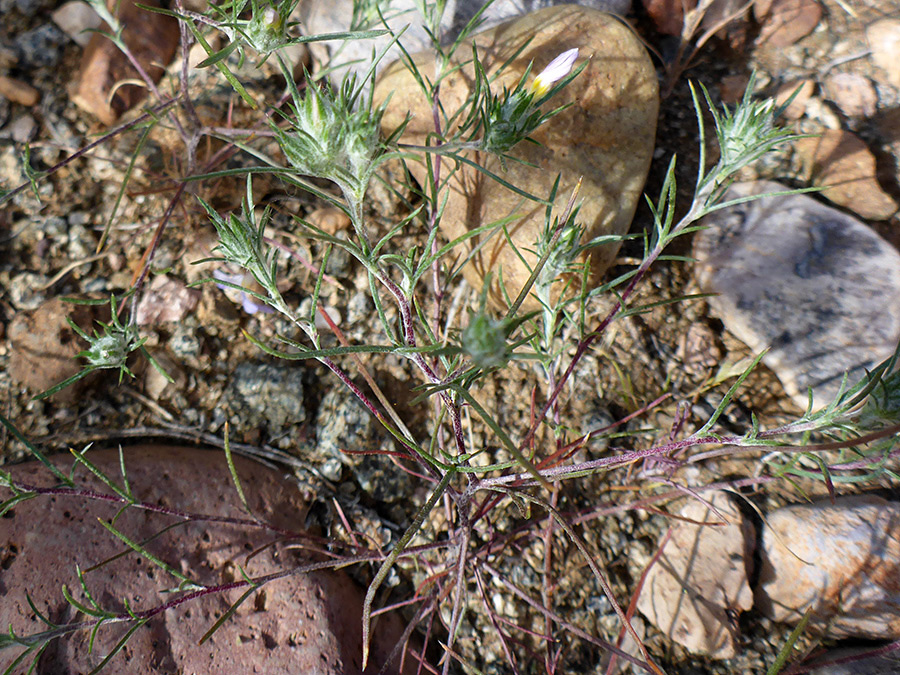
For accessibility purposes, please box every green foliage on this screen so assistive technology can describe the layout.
[3,0,898,670]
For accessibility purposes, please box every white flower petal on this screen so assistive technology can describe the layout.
[531,48,579,96]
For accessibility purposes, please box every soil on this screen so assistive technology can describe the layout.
[1,0,899,673]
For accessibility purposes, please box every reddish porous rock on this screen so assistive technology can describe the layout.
[756,495,900,640]
[0,446,417,674]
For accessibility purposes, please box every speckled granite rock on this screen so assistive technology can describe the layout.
[756,495,900,640]
[637,492,754,658]
[0,446,415,674]
[375,6,658,310]
[219,361,307,433]
[316,387,413,502]
[694,181,900,410]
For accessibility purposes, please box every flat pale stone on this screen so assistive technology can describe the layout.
[375,6,658,310]
[756,495,900,640]
[796,129,898,221]
[694,181,900,410]
[637,492,754,659]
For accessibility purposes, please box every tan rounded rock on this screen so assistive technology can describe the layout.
[796,129,898,221]
[0,446,415,674]
[756,495,900,640]
[375,6,658,310]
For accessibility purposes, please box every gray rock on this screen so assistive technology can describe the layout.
[298,0,632,85]
[66,221,96,260]
[13,24,67,70]
[807,646,900,674]
[694,181,900,410]
[316,387,413,502]
[168,322,203,363]
[222,361,307,432]
[756,495,900,640]
[346,290,373,324]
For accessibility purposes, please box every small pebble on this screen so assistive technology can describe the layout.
[305,206,350,235]
[13,24,66,69]
[65,221,96,260]
[0,75,39,106]
[6,114,37,143]
[795,129,898,220]
[822,73,877,120]
[316,387,413,503]
[773,79,814,120]
[135,275,200,325]
[71,0,178,124]
[51,0,102,47]
[8,271,49,310]
[755,0,821,48]
[222,361,307,433]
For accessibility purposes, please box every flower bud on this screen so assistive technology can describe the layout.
[462,312,510,370]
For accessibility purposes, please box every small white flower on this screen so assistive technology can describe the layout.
[530,48,579,97]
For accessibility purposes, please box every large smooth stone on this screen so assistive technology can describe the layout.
[694,181,900,410]
[375,6,658,310]
[756,495,900,640]
[0,446,413,674]
[298,0,633,84]
[636,492,754,658]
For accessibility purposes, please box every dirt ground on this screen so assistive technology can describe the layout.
[2,0,900,673]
